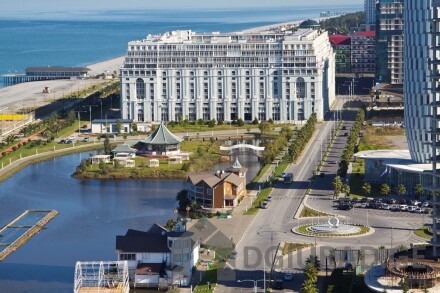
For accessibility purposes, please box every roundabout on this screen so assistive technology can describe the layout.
[292,216,372,237]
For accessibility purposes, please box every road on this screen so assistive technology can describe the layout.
[215,97,427,292]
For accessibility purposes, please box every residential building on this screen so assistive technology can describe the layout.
[116,221,199,288]
[428,0,440,256]
[120,29,335,123]
[350,31,376,74]
[186,158,247,209]
[375,0,404,84]
[328,34,352,74]
[365,0,377,25]
[404,0,433,164]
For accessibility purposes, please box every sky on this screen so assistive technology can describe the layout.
[0,0,363,14]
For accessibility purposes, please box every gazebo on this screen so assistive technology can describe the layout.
[135,124,183,156]
[112,143,137,158]
[149,159,159,168]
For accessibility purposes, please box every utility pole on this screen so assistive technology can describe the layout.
[74,110,87,134]
[86,105,98,130]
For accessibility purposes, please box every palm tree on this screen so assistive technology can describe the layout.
[415,184,424,199]
[301,280,318,293]
[362,183,371,198]
[398,184,406,197]
[381,183,391,197]
[342,184,350,197]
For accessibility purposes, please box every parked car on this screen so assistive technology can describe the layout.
[82,137,90,142]
[390,204,400,211]
[284,272,293,281]
[358,203,368,208]
[407,206,417,212]
[266,196,272,202]
[58,139,66,144]
[261,202,268,209]
[338,204,352,210]
[422,201,432,208]
[381,203,390,210]
[280,173,287,178]
[386,198,396,204]
[65,140,73,144]
[399,205,408,211]
[67,135,75,140]
[344,132,348,136]
[415,207,425,214]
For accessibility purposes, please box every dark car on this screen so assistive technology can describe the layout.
[58,139,66,144]
[338,204,352,210]
[386,198,396,204]
[273,279,284,290]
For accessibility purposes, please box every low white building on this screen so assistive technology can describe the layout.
[91,119,133,134]
[116,221,199,288]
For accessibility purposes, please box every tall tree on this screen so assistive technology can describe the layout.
[103,135,111,155]
[332,176,343,199]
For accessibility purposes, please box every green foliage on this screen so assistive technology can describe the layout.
[381,184,391,197]
[415,183,424,199]
[319,11,365,34]
[258,122,271,136]
[398,184,406,196]
[208,119,216,128]
[332,176,343,198]
[252,117,259,125]
[103,135,111,155]
[302,263,319,293]
[237,118,245,127]
[98,160,108,175]
[115,119,122,133]
[362,182,371,197]
[176,189,191,210]
[339,109,365,176]
[289,113,317,162]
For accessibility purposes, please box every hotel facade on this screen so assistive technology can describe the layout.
[119,29,335,123]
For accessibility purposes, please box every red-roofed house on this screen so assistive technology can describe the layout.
[350,30,376,74]
[329,34,351,73]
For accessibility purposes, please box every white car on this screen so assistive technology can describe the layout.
[422,201,431,208]
[261,202,268,209]
[358,203,367,208]
[266,196,272,202]
[381,203,390,210]
[415,207,425,214]
[67,135,76,140]
[407,206,417,212]
[390,204,400,211]
[399,205,408,211]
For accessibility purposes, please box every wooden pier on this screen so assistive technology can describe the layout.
[0,210,59,261]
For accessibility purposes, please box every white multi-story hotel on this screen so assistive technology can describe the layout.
[120,29,335,123]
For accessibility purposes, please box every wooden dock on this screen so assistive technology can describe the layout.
[0,210,58,261]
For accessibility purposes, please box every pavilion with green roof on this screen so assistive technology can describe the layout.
[134,123,183,156]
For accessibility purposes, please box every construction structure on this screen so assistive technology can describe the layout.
[74,261,130,293]
[0,210,58,261]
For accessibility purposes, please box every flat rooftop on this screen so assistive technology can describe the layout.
[355,150,433,174]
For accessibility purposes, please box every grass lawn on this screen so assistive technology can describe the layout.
[415,226,432,239]
[273,159,290,177]
[358,125,405,152]
[244,187,274,215]
[349,159,365,197]
[193,264,219,293]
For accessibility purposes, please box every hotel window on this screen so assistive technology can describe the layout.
[207,188,213,195]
